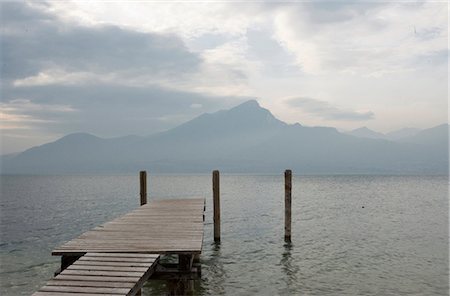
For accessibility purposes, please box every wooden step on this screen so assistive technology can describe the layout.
[33,253,160,296]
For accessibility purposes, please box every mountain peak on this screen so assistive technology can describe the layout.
[233,99,260,109]
[163,99,286,139]
[225,99,286,129]
[348,127,385,139]
[227,99,264,114]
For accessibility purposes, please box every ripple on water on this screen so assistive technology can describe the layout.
[1,175,448,295]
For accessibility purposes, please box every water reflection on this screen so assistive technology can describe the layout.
[281,242,300,293]
[199,242,226,295]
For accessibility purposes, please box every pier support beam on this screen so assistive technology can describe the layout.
[54,255,80,276]
[140,171,147,206]
[213,170,220,242]
[285,169,292,242]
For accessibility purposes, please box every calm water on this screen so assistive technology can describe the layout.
[0,175,448,295]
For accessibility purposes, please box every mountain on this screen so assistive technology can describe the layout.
[1,101,448,174]
[347,127,386,139]
[347,127,422,141]
[400,124,448,146]
[385,128,421,141]
[3,133,144,174]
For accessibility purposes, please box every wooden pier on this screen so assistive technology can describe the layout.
[34,198,205,296]
[33,169,293,295]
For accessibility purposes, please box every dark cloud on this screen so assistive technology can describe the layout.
[1,2,201,80]
[0,1,51,26]
[287,97,374,121]
[0,1,250,150]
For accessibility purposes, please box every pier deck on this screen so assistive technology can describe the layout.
[53,198,205,255]
[35,198,205,296]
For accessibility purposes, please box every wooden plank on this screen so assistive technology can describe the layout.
[60,240,204,245]
[39,285,130,294]
[61,269,144,277]
[74,261,152,267]
[78,256,159,263]
[53,249,201,256]
[55,246,202,253]
[80,234,204,239]
[57,243,203,248]
[67,265,149,272]
[55,274,139,282]
[84,253,159,258]
[46,280,134,288]
[33,292,121,296]
[59,244,202,249]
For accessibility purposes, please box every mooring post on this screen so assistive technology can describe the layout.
[140,171,147,206]
[285,169,292,242]
[213,170,221,242]
[137,171,147,296]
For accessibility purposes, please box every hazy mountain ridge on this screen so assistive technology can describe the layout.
[346,126,422,141]
[2,101,448,174]
[386,128,421,140]
[347,127,386,139]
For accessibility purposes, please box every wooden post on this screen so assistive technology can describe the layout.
[140,171,147,206]
[284,169,292,242]
[213,170,220,242]
[138,171,147,296]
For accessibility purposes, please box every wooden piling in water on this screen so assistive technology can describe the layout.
[213,170,220,242]
[285,169,292,242]
[138,171,147,295]
[140,171,147,206]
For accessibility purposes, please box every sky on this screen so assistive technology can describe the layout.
[1,0,448,154]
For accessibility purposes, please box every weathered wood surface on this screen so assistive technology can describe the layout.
[284,170,292,242]
[32,253,159,296]
[53,198,205,256]
[213,170,220,242]
[139,171,147,206]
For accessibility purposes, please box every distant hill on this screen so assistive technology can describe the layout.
[399,124,448,146]
[347,127,386,139]
[347,127,422,141]
[1,100,448,174]
[385,128,421,141]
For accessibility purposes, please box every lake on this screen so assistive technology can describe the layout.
[0,175,448,295]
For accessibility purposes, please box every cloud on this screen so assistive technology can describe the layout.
[46,1,267,39]
[287,97,374,121]
[0,2,254,153]
[1,2,253,98]
[1,2,201,82]
[272,1,447,76]
[36,1,448,79]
